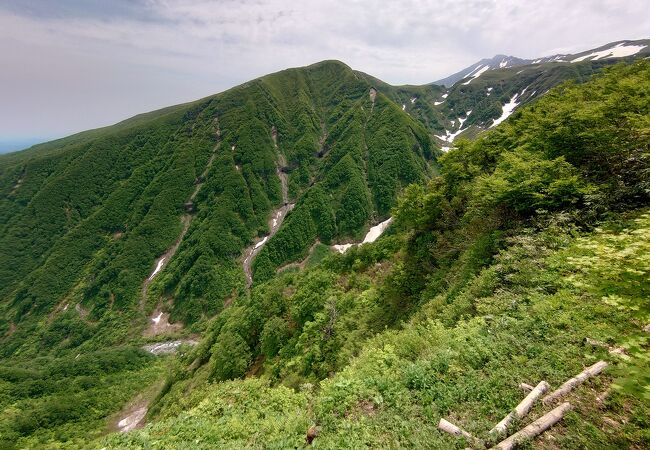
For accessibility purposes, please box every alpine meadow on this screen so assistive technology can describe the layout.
[0,8,648,449]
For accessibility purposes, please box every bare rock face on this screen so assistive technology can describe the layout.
[369,87,377,102]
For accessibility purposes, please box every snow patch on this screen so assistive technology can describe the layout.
[143,340,198,355]
[462,65,490,85]
[332,218,393,253]
[118,407,147,433]
[436,110,472,150]
[434,100,445,106]
[254,236,269,250]
[363,218,393,244]
[271,210,282,228]
[148,257,166,281]
[402,104,406,111]
[490,92,521,128]
[333,243,355,254]
[572,43,646,63]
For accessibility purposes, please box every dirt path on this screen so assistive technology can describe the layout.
[242,127,295,288]
[140,120,221,312]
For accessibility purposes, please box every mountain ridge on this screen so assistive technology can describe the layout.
[432,38,649,87]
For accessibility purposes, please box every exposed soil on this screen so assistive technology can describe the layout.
[143,309,183,337]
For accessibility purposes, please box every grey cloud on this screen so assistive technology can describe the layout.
[0,0,648,140]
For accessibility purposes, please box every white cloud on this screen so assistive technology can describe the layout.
[0,0,647,138]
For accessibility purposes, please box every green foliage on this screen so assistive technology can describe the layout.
[209,331,252,380]
[133,60,650,448]
[260,317,290,358]
[103,379,310,449]
[2,58,650,449]
[103,209,650,449]
[0,348,164,449]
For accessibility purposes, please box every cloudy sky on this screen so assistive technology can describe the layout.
[0,0,648,150]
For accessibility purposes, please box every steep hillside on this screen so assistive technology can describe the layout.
[0,60,434,355]
[104,60,650,449]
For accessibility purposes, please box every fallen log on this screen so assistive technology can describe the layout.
[490,381,550,435]
[518,383,534,392]
[543,361,608,405]
[491,402,572,450]
[438,418,483,448]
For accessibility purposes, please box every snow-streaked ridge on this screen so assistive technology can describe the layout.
[572,43,646,63]
[462,65,490,85]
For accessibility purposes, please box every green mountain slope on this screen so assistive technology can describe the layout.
[103,60,650,449]
[0,60,435,359]
[0,52,648,449]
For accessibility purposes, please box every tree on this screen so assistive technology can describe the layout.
[209,331,252,380]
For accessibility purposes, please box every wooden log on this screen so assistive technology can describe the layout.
[519,383,534,392]
[490,381,550,435]
[491,402,572,450]
[543,361,608,405]
[438,418,482,447]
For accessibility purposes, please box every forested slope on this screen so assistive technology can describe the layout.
[0,60,434,356]
[105,60,650,449]
[0,54,648,449]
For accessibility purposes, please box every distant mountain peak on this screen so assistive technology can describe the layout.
[433,38,649,87]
